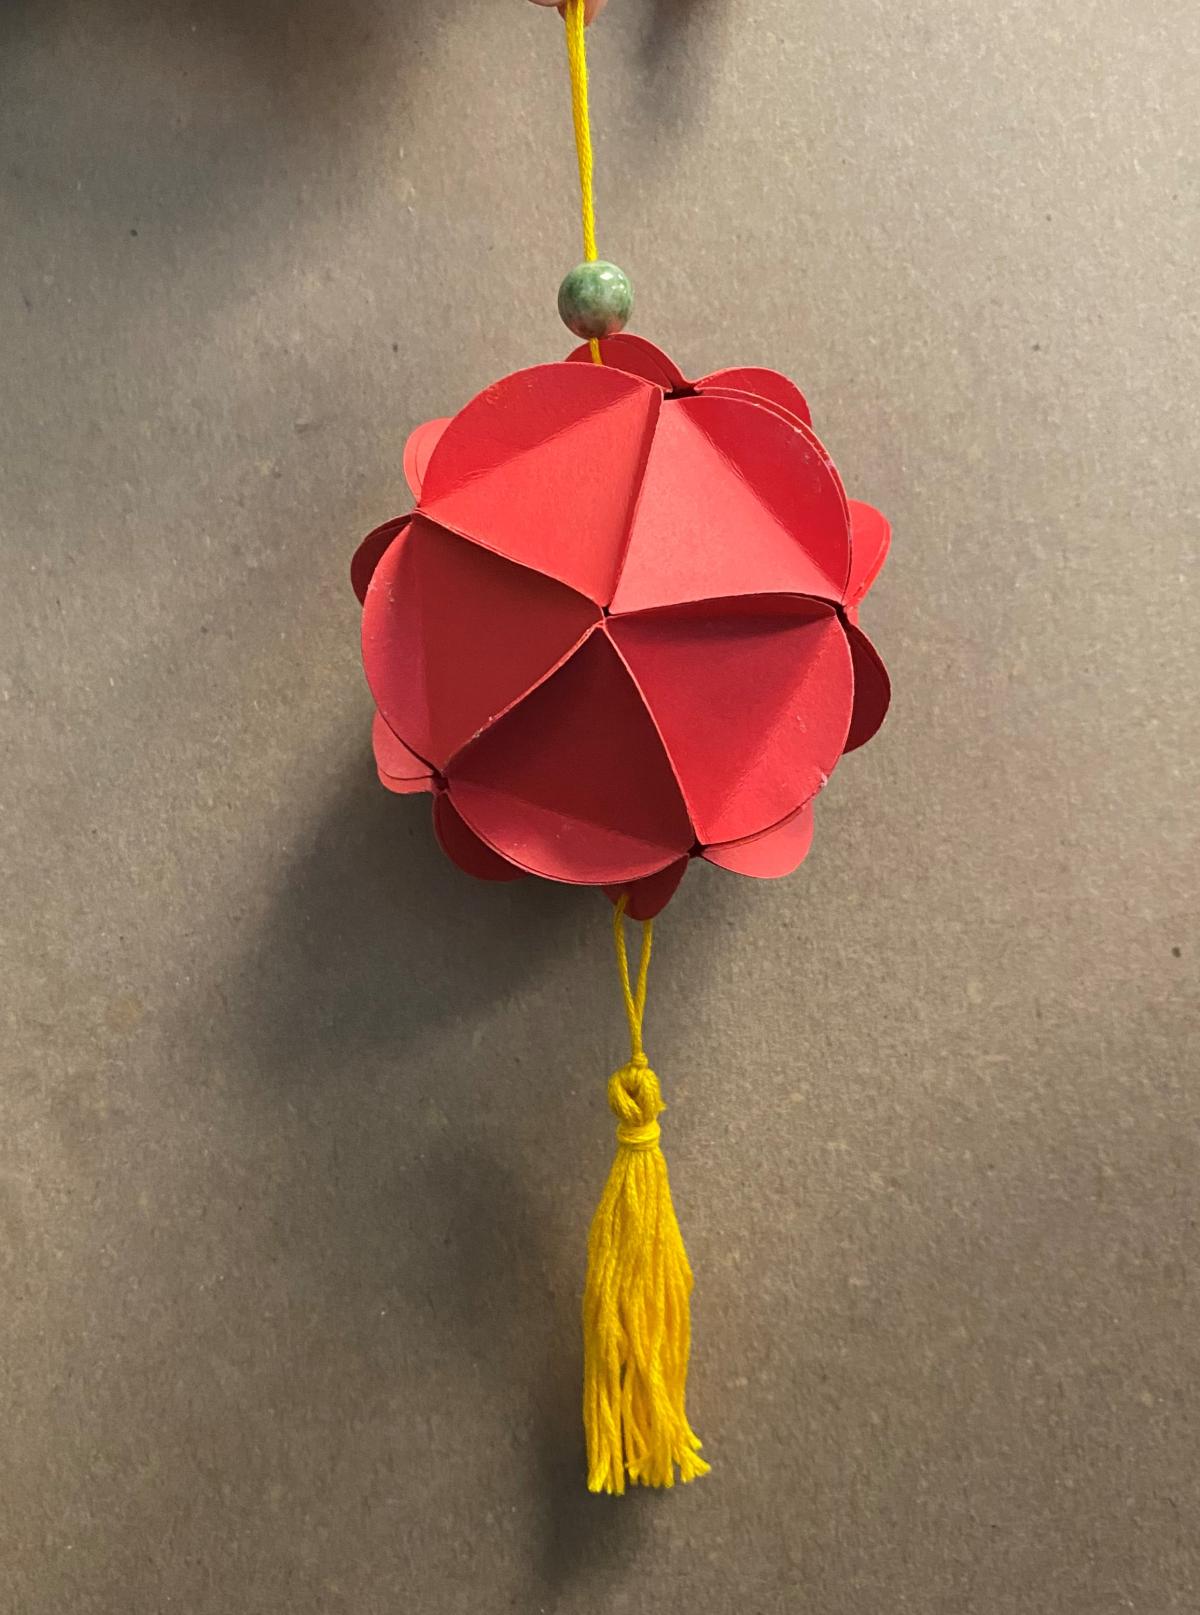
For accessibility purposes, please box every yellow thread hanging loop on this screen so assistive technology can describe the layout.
[563,0,603,364]
[581,897,710,1494]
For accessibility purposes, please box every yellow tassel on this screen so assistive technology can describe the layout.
[582,898,710,1494]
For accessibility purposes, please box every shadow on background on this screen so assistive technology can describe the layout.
[220,760,576,1082]
[3,0,725,1594]
[212,745,674,1585]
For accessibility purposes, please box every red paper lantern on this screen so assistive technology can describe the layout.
[353,335,890,917]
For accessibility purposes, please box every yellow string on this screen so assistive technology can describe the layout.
[613,893,652,1061]
[563,0,603,365]
[560,2,706,1495]
[581,896,710,1493]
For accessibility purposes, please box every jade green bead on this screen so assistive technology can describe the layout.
[557,260,633,341]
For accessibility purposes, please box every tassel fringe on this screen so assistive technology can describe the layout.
[581,900,709,1494]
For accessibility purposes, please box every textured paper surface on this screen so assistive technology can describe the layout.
[1,1,1198,1611]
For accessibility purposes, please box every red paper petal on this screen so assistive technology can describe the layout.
[372,710,434,794]
[609,599,853,846]
[377,773,431,796]
[403,417,451,500]
[603,857,689,920]
[566,334,687,391]
[351,516,408,605]
[419,363,660,605]
[609,394,850,613]
[693,385,808,432]
[362,515,598,770]
[448,633,694,885]
[705,801,815,877]
[846,499,891,606]
[697,366,812,427]
[843,620,891,753]
[433,792,525,881]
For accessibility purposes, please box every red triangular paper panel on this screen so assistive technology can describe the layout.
[419,363,660,605]
[448,634,694,884]
[609,395,850,613]
[403,417,450,500]
[352,516,408,605]
[610,600,853,846]
[698,366,812,427]
[705,801,815,877]
[433,792,525,882]
[372,710,433,794]
[362,515,598,770]
[844,621,891,753]
[566,334,686,391]
[847,499,891,606]
[603,857,689,920]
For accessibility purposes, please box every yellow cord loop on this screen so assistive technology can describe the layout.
[563,0,603,364]
[581,897,710,1494]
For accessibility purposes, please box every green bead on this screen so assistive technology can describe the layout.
[557,260,633,341]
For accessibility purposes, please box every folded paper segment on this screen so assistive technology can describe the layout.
[352,515,409,605]
[419,363,661,606]
[372,710,434,793]
[704,800,815,877]
[566,333,687,391]
[603,858,689,921]
[693,384,809,433]
[797,416,852,533]
[608,394,850,613]
[847,499,891,607]
[362,515,598,770]
[843,621,891,753]
[567,339,814,427]
[609,600,853,846]
[696,366,812,427]
[403,417,451,501]
[433,792,525,882]
[448,633,694,884]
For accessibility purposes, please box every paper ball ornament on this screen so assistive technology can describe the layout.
[353,334,890,917]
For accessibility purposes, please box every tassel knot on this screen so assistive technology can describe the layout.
[581,899,709,1494]
[609,1057,663,1149]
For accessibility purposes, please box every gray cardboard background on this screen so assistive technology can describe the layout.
[2,1,1198,1610]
